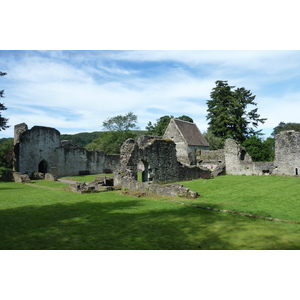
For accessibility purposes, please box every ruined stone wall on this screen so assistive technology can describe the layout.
[14,123,120,177]
[49,147,120,177]
[224,139,274,175]
[273,131,300,176]
[115,136,212,186]
[16,125,61,175]
[114,136,211,198]
[196,149,225,170]
[197,149,225,163]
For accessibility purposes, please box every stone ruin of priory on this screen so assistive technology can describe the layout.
[8,120,300,197]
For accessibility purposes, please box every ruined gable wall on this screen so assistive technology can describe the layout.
[273,131,300,176]
[163,119,192,165]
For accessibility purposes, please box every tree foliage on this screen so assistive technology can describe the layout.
[0,71,9,131]
[206,81,266,143]
[271,122,300,136]
[0,138,14,176]
[242,136,274,162]
[86,112,138,154]
[146,115,194,136]
[203,130,225,150]
[103,111,138,132]
[60,131,103,147]
[86,131,136,154]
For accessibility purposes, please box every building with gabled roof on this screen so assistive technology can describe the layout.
[163,118,210,165]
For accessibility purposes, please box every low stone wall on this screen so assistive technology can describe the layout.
[69,176,114,193]
[196,149,225,163]
[114,175,199,198]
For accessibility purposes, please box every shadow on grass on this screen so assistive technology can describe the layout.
[1,198,300,250]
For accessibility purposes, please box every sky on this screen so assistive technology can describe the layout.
[1,50,300,139]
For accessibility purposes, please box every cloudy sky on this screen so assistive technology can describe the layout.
[1,50,300,138]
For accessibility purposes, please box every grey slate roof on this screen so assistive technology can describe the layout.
[174,119,210,147]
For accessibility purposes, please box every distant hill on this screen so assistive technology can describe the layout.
[0,138,13,144]
[60,130,147,148]
[0,131,148,148]
[60,132,103,147]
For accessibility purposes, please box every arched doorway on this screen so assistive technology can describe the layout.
[38,159,48,173]
[137,160,151,182]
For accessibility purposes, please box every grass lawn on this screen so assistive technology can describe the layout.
[177,175,300,223]
[1,176,300,250]
[60,173,113,182]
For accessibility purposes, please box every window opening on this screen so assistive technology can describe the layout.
[240,150,246,161]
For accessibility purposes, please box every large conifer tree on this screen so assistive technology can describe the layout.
[206,80,266,142]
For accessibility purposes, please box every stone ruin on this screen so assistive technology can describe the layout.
[163,118,210,165]
[196,131,300,177]
[8,119,300,198]
[114,136,212,198]
[69,176,114,194]
[273,130,300,176]
[13,123,120,178]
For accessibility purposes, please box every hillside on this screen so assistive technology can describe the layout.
[60,130,147,147]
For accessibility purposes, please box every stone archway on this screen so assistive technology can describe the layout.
[137,160,151,182]
[38,159,48,173]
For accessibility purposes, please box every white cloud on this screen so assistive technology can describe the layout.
[2,50,300,140]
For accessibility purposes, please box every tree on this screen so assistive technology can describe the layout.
[203,130,225,150]
[103,111,138,132]
[206,80,266,143]
[242,136,274,162]
[85,131,136,154]
[0,71,9,131]
[146,115,173,136]
[0,138,14,177]
[146,115,194,136]
[271,122,300,136]
[178,115,194,123]
[86,112,138,154]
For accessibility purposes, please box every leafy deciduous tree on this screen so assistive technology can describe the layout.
[203,130,225,150]
[103,111,138,132]
[146,115,194,136]
[242,136,274,162]
[86,112,138,154]
[271,122,300,136]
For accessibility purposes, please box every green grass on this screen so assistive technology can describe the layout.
[1,176,300,249]
[29,180,70,189]
[176,175,300,223]
[60,173,113,182]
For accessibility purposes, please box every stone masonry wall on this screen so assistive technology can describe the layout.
[114,136,211,198]
[273,130,300,176]
[14,123,120,177]
[115,136,212,185]
[163,121,191,165]
[224,139,274,175]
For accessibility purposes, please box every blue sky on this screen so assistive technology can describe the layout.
[1,50,300,139]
